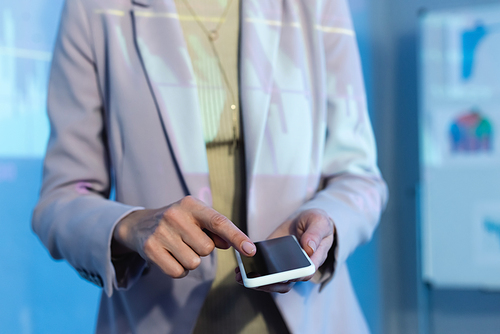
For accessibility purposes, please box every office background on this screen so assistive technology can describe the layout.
[0,0,499,333]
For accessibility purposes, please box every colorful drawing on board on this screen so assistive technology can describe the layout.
[450,110,493,152]
[462,21,500,80]
[462,23,488,80]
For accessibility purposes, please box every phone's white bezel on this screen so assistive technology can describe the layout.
[235,235,316,288]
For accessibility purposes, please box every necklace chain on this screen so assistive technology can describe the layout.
[180,0,239,154]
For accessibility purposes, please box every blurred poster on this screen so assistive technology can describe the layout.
[420,4,500,289]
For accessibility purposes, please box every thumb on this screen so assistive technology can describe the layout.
[298,211,333,257]
[300,227,323,257]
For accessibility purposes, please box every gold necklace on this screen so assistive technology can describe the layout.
[180,0,239,154]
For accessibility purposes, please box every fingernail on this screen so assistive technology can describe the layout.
[242,241,256,255]
[308,240,317,252]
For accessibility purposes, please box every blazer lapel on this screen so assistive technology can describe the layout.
[131,0,211,204]
[240,0,283,229]
[240,0,283,180]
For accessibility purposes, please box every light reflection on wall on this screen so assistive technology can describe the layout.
[0,9,51,158]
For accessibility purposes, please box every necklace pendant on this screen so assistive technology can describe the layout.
[209,30,219,41]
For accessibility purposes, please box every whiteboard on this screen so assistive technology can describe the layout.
[420,4,500,289]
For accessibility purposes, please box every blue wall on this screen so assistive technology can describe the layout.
[0,1,100,332]
[0,160,100,333]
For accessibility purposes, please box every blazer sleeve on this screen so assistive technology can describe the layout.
[31,0,143,297]
[297,0,388,287]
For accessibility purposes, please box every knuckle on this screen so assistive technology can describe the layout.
[229,230,243,243]
[209,213,229,229]
[302,208,328,222]
[163,206,180,222]
[185,256,201,270]
[198,240,215,256]
[308,210,325,223]
[180,195,196,207]
[170,266,187,278]
[143,238,156,255]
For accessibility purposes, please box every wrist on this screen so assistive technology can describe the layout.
[112,211,141,257]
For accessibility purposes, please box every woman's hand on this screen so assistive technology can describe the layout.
[113,196,256,278]
[235,209,335,293]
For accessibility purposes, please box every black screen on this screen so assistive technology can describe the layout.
[240,236,311,278]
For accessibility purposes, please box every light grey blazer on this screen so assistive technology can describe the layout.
[32,0,388,332]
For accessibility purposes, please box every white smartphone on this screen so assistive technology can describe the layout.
[235,235,316,288]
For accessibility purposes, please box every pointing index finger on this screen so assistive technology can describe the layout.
[190,201,256,256]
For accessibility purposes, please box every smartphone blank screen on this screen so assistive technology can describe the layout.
[239,236,311,278]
